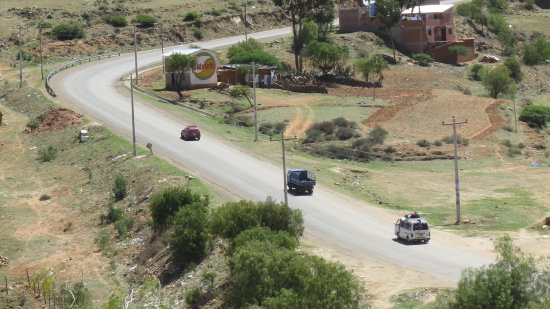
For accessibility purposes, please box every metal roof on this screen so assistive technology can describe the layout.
[162,48,201,57]
[402,4,453,14]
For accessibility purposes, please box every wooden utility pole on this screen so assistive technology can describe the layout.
[19,25,23,88]
[442,116,468,224]
[252,61,258,141]
[243,1,247,41]
[133,24,139,84]
[39,24,44,80]
[282,131,288,206]
[160,23,165,74]
[130,74,137,156]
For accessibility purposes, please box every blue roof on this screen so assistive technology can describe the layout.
[289,169,307,172]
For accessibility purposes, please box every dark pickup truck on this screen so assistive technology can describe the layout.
[287,169,316,195]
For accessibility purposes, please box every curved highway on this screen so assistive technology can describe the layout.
[51,27,491,283]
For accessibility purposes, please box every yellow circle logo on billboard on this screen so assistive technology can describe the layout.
[193,52,216,80]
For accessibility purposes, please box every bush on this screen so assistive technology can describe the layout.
[504,57,523,81]
[228,0,240,10]
[37,146,58,162]
[113,175,127,201]
[101,203,124,224]
[524,0,535,10]
[102,14,128,27]
[412,53,433,66]
[114,217,134,238]
[519,105,550,127]
[417,139,431,148]
[170,201,209,266]
[303,128,322,143]
[210,198,304,240]
[136,14,157,28]
[332,117,357,128]
[449,45,471,57]
[211,8,223,16]
[186,289,202,306]
[487,13,507,34]
[39,21,52,28]
[16,51,32,61]
[481,65,516,99]
[335,127,357,140]
[52,23,84,40]
[433,140,443,146]
[94,229,112,251]
[193,27,203,39]
[27,119,40,130]
[368,126,388,145]
[183,11,201,22]
[522,38,550,66]
[149,187,204,232]
[470,63,484,80]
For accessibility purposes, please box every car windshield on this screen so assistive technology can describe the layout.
[188,129,199,133]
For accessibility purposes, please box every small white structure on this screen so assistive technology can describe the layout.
[79,129,89,142]
[163,48,218,90]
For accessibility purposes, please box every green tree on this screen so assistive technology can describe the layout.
[519,105,550,127]
[272,0,334,72]
[300,20,319,46]
[376,0,402,61]
[449,45,471,59]
[310,4,334,42]
[522,38,550,66]
[356,55,389,100]
[487,13,508,34]
[170,201,209,267]
[149,187,205,232]
[480,65,516,98]
[229,85,253,107]
[504,57,523,82]
[227,38,281,67]
[496,31,517,56]
[487,0,508,12]
[448,236,550,308]
[302,40,349,76]
[168,53,197,96]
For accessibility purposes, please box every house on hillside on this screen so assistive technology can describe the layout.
[163,48,219,90]
[339,1,475,63]
[217,64,277,88]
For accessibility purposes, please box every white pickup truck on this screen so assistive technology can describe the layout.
[395,212,430,243]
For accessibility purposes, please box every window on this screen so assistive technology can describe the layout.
[449,28,453,34]
[428,29,432,35]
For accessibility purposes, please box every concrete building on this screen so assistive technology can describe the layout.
[163,48,218,90]
[339,2,475,63]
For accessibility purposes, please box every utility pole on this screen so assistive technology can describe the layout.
[130,74,137,156]
[512,98,518,133]
[243,1,247,41]
[252,61,258,141]
[18,24,23,88]
[282,131,288,206]
[133,24,139,84]
[39,24,44,80]
[160,23,165,74]
[442,116,468,224]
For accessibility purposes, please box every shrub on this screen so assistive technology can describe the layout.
[52,23,84,40]
[103,14,128,27]
[39,21,52,28]
[487,13,507,34]
[16,51,32,61]
[314,121,336,135]
[183,11,201,22]
[149,187,204,232]
[101,203,124,224]
[37,146,58,162]
[449,45,471,57]
[335,127,357,140]
[193,27,203,39]
[228,0,240,10]
[481,65,516,99]
[211,8,223,16]
[524,0,535,10]
[442,135,466,144]
[504,57,523,81]
[384,146,396,153]
[27,119,40,130]
[522,38,550,66]
[412,53,433,66]
[63,222,73,232]
[186,289,202,306]
[114,217,134,238]
[136,14,157,28]
[470,63,484,80]
[332,117,357,129]
[170,201,209,266]
[94,229,112,251]
[368,126,388,145]
[417,139,431,148]
[303,128,322,143]
[433,140,443,146]
[519,105,550,127]
[113,174,127,201]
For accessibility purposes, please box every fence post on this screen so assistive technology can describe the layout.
[4,276,8,295]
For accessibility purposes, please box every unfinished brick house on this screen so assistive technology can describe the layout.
[339,1,475,63]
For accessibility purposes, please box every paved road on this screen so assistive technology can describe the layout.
[51,27,491,282]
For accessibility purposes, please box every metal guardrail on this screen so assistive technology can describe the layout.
[45,51,121,97]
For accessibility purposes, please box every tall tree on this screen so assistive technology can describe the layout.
[480,65,516,99]
[168,53,197,97]
[356,55,389,100]
[302,40,349,76]
[272,0,334,72]
[376,0,402,61]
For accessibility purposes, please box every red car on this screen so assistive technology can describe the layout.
[181,126,201,141]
